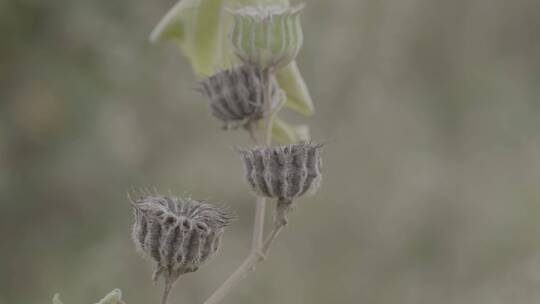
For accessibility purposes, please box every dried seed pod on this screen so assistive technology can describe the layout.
[238,142,323,201]
[199,64,282,129]
[130,193,234,302]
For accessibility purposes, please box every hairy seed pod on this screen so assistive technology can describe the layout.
[238,142,323,201]
[229,4,304,70]
[130,193,234,288]
[199,64,282,129]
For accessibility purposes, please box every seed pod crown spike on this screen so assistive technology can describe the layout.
[130,193,235,292]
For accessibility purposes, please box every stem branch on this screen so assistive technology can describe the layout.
[202,68,286,304]
[202,251,263,304]
[252,196,266,251]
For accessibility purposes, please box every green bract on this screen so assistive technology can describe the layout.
[229,4,304,70]
[272,117,310,143]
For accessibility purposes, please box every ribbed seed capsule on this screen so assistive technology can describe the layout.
[229,4,305,70]
[199,64,282,129]
[239,142,323,201]
[130,194,234,289]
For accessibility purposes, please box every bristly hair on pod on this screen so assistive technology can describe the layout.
[129,192,235,304]
[238,141,323,203]
[199,64,283,130]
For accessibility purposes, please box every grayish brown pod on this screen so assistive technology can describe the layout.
[199,64,282,129]
[238,142,323,202]
[130,193,234,303]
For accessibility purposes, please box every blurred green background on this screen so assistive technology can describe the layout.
[2,0,540,303]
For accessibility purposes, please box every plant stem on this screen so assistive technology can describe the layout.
[261,224,284,255]
[263,199,293,255]
[161,284,172,304]
[201,68,286,304]
[202,197,291,304]
[202,251,264,304]
[161,274,174,304]
[264,68,276,146]
[252,196,266,251]
[246,120,259,144]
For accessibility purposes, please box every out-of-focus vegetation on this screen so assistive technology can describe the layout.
[1,0,540,303]
[53,289,123,304]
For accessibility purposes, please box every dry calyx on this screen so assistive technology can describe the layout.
[239,142,323,226]
[199,64,283,130]
[130,193,234,304]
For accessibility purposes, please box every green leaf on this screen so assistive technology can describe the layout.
[52,294,64,304]
[277,61,314,116]
[95,289,123,304]
[150,0,225,75]
[272,117,310,143]
[192,0,225,75]
[149,0,197,43]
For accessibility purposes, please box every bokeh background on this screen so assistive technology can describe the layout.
[2,0,540,303]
